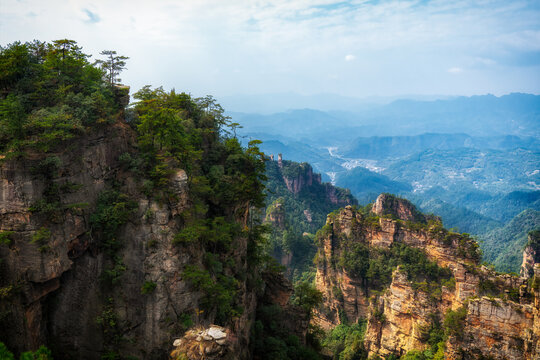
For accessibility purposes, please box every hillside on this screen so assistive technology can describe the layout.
[335,166,412,204]
[313,194,540,359]
[264,158,356,281]
[480,209,540,273]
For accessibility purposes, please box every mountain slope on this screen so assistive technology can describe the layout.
[480,209,540,273]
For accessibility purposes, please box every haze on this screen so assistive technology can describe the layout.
[1,0,540,103]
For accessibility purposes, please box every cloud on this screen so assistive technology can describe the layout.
[82,8,100,24]
[1,0,539,97]
[447,67,463,74]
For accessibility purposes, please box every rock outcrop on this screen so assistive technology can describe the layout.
[521,230,540,278]
[281,162,321,195]
[371,193,431,223]
[265,199,286,230]
[170,326,231,360]
[314,194,540,359]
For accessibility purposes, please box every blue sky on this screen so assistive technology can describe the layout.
[1,0,539,99]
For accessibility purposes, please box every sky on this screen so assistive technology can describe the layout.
[1,0,540,101]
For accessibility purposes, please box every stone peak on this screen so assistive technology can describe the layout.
[371,193,426,223]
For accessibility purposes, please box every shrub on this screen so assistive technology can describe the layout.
[0,231,14,245]
[443,306,467,339]
[31,227,51,252]
[182,265,240,324]
[141,281,157,294]
[0,342,14,360]
[291,281,323,314]
[90,190,137,255]
[19,345,54,360]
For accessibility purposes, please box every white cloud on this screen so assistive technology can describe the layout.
[1,0,539,97]
[447,67,464,74]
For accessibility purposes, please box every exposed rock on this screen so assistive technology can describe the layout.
[170,326,231,360]
[521,231,540,278]
[371,193,430,223]
[314,200,539,359]
[265,200,286,229]
[262,271,294,307]
[303,209,312,223]
[451,297,536,360]
[0,121,262,359]
[207,326,227,340]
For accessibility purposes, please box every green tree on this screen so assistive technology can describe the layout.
[292,281,323,314]
[95,50,128,85]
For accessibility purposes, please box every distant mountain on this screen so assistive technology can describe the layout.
[238,134,342,178]
[480,209,540,273]
[334,166,412,204]
[220,92,452,114]
[481,191,540,222]
[408,187,540,223]
[382,147,539,194]
[409,196,502,235]
[356,93,540,137]
[232,93,540,144]
[341,133,540,159]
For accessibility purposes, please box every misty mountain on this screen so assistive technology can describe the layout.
[234,93,540,143]
[334,166,412,204]
[357,93,540,137]
[341,133,540,159]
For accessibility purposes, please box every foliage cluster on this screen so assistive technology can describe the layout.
[31,227,51,252]
[443,306,467,340]
[0,231,14,246]
[321,320,368,360]
[0,342,53,360]
[95,298,123,354]
[291,281,323,314]
[338,242,453,296]
[182,264,242,325]
[90,190,137,285]
[129,87,270,324]
[140,280,157,294]
[251,304,322,360]
[0,40,124,155]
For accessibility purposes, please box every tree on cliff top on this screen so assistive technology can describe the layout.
[95,50,128,85]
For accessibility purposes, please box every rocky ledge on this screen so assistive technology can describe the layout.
[170,325,231,360]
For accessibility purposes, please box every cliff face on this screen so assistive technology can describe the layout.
[279,160,322,195]
[371,193,433,223]
[314,194,539,359]
[0,123,135,356]
[521,231,540,278]
[0,121,274,359]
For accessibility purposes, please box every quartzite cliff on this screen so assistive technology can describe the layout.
[314,194,540,359]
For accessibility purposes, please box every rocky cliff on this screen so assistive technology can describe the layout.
[0,118,297,359]
[521,230,540,278]
[263,159,356,280]
[314,194,539,359]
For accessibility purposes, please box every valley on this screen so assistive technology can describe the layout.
[236,95,540,273]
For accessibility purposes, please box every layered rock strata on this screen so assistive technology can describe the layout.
[314,194,539,359]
